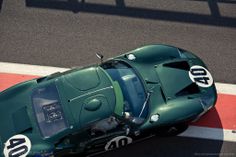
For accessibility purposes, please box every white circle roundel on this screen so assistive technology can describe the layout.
[3,134,31,157]
[105,136,132,151]
[189,65,213,88]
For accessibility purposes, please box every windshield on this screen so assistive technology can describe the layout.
[102,61,148,119]
[32,83,68,138]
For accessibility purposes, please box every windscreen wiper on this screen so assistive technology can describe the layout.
[139,92,152,117]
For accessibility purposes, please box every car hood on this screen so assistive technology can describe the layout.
[155,61,196,100]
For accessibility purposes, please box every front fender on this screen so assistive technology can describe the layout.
[141,98,204,130]
[157,98,204,124]
[122,45,181,63]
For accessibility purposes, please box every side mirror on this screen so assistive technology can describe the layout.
[96,53,104,63]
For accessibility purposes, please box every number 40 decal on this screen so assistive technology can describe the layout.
[105,136,132,151]
[3,135,31,157]
[189,65,213,88]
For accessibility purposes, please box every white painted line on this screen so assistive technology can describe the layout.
[0,62,235,95]
[179,126,236,142]
[0,62,70,76]
[215,82,236,95]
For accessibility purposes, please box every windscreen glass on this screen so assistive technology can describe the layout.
[102,61,148,119]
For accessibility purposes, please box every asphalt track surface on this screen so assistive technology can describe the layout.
[0,0,236,84]
[0,1,236,157]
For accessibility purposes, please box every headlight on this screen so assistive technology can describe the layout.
[127,54,136,60]
[150,114,159,123]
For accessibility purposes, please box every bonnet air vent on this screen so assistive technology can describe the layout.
[175,83,200,97]
[163,61,190,71]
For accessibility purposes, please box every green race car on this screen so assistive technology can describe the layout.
[0,45,217,157]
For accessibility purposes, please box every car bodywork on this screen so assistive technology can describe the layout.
[0,44,217,157]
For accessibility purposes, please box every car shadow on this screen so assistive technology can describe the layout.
[191,0,236,4]
[0,0,3,12]
[100,106,224,157]
[25,0,236,28]
[191,107,223,129]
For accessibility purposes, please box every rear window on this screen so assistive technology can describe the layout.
[32,83,68,138]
